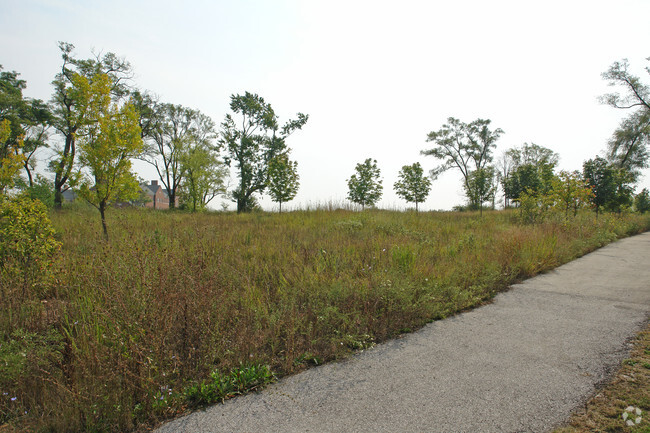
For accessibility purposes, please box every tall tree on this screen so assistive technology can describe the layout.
[129,90,159,140]
[548,171,593,217]
[220,92,308,213]
[347,158,383,210]
[0,119,23,193]
[500,143,558,206]
[601,58,650,180]
[144,103,214,209]
[464,167,496,216]
[393,162,431,212]
[179,143,227,211]
[0,66,51,187]
[635,188,650,213]
[422,117,503,208]
[74,72,143,240]
[267,153,299,213]
[49,42,132,208]
[583,156,634,216]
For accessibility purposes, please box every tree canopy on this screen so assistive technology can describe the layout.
[393,162,431,212]
[267,153,299,213]
[347,158,383,210]
[220,92,307,213]
[74,72,143,240]
[49,42,133,208]
[422,117,502,208]
[601,58,650,180]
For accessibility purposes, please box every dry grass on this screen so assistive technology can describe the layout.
[1,207,648,432]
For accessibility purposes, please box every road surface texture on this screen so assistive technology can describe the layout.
[156,232,650,433]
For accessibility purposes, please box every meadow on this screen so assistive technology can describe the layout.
[1,207,649,432]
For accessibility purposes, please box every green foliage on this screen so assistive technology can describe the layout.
[179,142,227,211]
[601,57,650,180]
[500,143,558,206]
[75,73,143,240]
[145,103,217,209]
[267,153,300,212]
[516,171,593,223]
[184,364,275,407]
[635,188,650,213]
[50,42,133,209]
[0,118,24,192]
[393,162,431,212]
[0,66,51,188]
[583,156,634,215]
[220,92,308,213]
[16,174,55,208]
[548,171,594,217]
[464,167,496,215]
[347,158,383,209]
[0,195,61,300]
[422,117,503,198]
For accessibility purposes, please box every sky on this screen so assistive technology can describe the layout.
[2,0,650,211]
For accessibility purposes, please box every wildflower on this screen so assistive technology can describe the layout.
[10,397,16,401]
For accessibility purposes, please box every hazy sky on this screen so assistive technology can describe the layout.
[2,0,650,210]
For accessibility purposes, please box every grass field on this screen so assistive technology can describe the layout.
[1,207,649,432]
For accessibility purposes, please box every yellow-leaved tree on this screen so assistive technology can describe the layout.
[74,72,143,240]
[0,119,26,193]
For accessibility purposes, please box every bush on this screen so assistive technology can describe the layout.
[0,194,61,301]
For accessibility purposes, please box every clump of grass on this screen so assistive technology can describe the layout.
[1,207,648,432]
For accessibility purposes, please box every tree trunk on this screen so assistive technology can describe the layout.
[169,191,176,209]
[99,202,109,242]
[54,132,76,209]
[279,201,283,214]
[54,189,64,210]
[24,164,34,188]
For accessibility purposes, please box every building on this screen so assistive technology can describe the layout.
[141,180,177,209]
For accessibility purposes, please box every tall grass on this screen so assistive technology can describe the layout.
[1,208,649,432]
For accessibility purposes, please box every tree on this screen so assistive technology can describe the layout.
[393,162,431,212]
[220,92,308,213]
[548,171,593,217]
[601,58,650,180]
[464,167,496,216]
[50,42,133,209]
[583,156,634,216]
[75,72,143,240]
[635,188,650,213]
[422,117,503,208]
[144,103,215,209]
[129,90,159,140]
[0,66,51,188]
[347,158,383,210]
[500,143,558,206]
[267,153,299,213]
[0,118,23,193]
[179,143,227,211]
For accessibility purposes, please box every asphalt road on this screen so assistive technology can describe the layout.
[156,232,650,433]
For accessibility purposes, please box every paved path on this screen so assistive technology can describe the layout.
[157,233,650,433]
